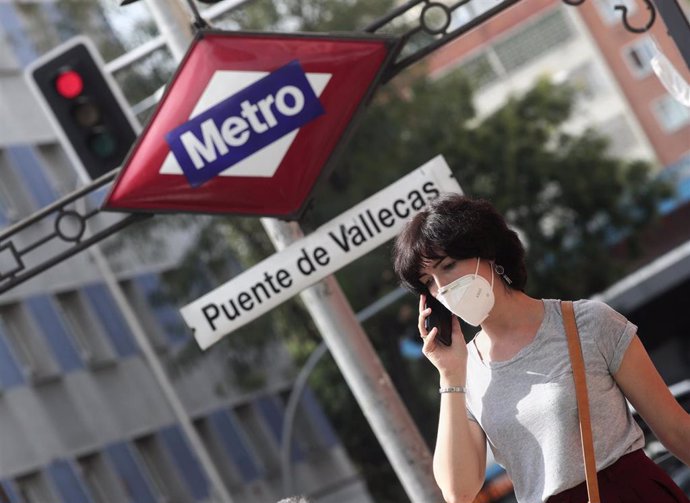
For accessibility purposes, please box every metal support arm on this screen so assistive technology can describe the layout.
[0,170,151,295]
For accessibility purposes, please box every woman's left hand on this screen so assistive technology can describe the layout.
[418,294,468,382]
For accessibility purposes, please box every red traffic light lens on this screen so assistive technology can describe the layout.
[55,70,83,99]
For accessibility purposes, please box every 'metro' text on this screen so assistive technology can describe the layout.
[166,60,325,187]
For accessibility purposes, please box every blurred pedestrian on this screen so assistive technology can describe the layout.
[392,193,690,503]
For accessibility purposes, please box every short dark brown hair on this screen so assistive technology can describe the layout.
[392,194,527,294]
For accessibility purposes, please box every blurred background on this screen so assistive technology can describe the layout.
[0,0,688,502]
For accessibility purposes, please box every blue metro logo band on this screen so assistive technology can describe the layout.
[166,60,325,188]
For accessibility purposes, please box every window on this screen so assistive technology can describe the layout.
[119,279,168,350]
[201,409,263,485]
[76,453,129,503]
[0,31,18,71]
[593,0,636,25]
[1,479,22,503]
[457,51,499,89]
[0,151,35,220]
[624,37,656,78]
[14,472,58,503]
[159,425,210,500]
[470,0,505,15]
[35,144,79,196]
[134,274,190,347]
[277,390,322,460]
[56,291,116,366]
[299,387,339,450]
[195,417,244,490]
[0,323,25,389]
[653,95,690,133]
[493,10,572,74]
[24,295,83,373]
[104,442,158,503]
[256,395,305,463]
[449,5,474,30]
[82,283,138,358]
[133,433,193,503]
[277,387,339,459]
[0,182,16,225]
[0,303,60,382]
[46,460,91,503]
[450,0,505,29]
[235,402,281,476]
[4,146,58,208]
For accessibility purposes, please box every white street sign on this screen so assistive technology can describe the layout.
[182,155,462,349]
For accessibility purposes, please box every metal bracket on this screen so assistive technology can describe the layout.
[0,170,151,295]
[614,0,656,34]
[560,0,657,33]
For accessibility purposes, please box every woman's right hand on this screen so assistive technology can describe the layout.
[418,294,469,381]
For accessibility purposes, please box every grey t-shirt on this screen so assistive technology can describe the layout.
[465,299,645,503]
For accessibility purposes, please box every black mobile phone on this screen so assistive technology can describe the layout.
[424,294,453,346]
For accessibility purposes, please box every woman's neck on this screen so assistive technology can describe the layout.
[481,291,544,343]
[472,292,545,363]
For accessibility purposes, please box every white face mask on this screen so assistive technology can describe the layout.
[437,257,494,326]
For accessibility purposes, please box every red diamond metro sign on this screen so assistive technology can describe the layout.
[103,30,398,219]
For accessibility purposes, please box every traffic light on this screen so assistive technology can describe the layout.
[26,36,138,181]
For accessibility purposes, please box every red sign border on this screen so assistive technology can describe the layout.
[102,29,401,221]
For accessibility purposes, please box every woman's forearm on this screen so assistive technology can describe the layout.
[433,378,486,503]
[661,411,690,467]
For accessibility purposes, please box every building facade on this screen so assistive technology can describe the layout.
[0,3,372,503]
[427,0,689,169]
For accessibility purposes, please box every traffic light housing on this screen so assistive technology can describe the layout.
[26,37,138,181]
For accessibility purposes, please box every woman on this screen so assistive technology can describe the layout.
[392,194,690,503]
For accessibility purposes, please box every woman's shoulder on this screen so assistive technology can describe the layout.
[544,298,628,328]
[573,298,613,314]
[541,298,612,316]
[573,298,625,319]
[571,298,633,339]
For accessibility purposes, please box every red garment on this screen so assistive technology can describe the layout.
[547,449,689,503]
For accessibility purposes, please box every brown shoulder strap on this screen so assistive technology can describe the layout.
[561,300,601,503]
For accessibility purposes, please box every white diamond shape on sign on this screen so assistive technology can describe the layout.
[160,70,331,178]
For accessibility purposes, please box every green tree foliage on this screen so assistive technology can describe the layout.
[459,79,671,299]
[307,75,670,304]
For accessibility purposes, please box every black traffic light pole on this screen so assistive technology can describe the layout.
[0,0,665,296]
